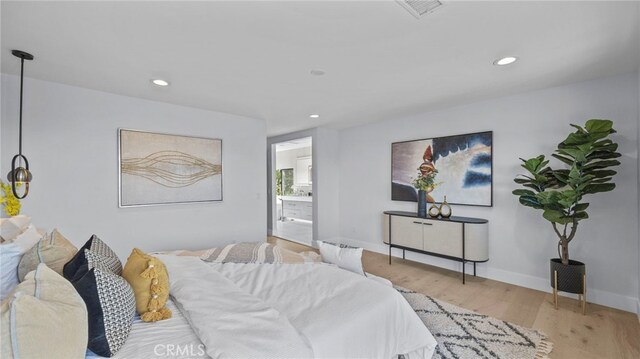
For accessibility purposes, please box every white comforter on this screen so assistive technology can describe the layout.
[159,255,437,359]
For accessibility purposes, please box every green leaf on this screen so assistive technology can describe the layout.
[572,211,589,221]
[586,151,621,161]
[512,189,536,196]
[583,183,616,194]
[592,139,613,148]
[572,203,589,211]
[522,183,543,191]
[586,170,617,178]
[569,124,586,133]
[585,119,613,133]
[519,196,543,209]
[521,156,548,173]
[557,148,587,162]
[543,209,572,224]
[582,159,621,171]
[562,132,590,146]
[588,177,613,184]
[514,177,532,184]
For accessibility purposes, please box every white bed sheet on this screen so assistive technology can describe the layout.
[86,299,209,359]
[208,262,437,359]
[87,259,435,359]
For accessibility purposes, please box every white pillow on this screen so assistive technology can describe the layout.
[317,241,365,276]
[0,215,31,242]
[0,225,41,300]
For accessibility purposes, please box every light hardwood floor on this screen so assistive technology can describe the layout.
[268,236,640,359]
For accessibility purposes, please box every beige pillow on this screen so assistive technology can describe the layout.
[18,229,78,282]
[0,215,31,242]
[1,264,88,359]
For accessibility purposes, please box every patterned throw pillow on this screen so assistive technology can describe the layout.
[317,240,366,276]
[71,264,136,357]
[18,228,78,281]
[63,235,122,279]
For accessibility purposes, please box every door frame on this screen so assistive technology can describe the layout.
[267,130,317,242]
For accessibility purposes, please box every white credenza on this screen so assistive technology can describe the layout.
[383,211,488,284]
[281,197,313,221]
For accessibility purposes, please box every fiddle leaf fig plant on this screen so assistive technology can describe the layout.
[513,119,620,265]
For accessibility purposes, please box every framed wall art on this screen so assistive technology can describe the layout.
[391,131,493,207]
[118,129,222,207]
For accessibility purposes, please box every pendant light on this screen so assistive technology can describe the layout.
[6,50,34,199]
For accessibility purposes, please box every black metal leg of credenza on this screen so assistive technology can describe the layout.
[403,249,405,259]
[474,262,477,276]
[389,245,392,265]
[462,224,466,284]
[462,262,466,284]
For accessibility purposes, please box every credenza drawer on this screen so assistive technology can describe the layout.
[423,221,463,258]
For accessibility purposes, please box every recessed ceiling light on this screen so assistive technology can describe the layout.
[310,69,325,76]
[152,79,170,86]
[493,56,518,66]
[309,114,320,119]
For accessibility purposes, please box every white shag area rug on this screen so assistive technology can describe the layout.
[397,287,553,359]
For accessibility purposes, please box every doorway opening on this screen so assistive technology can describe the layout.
[271,136,313,245]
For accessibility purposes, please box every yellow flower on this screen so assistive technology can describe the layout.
[0,181,21,217]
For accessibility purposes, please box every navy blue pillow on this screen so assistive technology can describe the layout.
[71,265,135,357]
[63,235,122,279]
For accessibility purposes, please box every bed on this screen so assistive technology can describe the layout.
[89,243,437,359]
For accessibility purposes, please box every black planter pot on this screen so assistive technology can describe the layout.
[549,258,585,294]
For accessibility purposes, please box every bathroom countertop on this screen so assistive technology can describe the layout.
[278,196,313,202]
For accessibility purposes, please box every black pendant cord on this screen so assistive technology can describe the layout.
[8,49,34,200]
[18,57,24,156]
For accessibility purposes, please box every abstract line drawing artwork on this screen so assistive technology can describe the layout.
[119,129,222,207]
[391,131,492,207]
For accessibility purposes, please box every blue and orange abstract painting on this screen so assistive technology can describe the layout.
[391,131,492,206]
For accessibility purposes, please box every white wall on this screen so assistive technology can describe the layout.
[1,75,267,260]
[336,72,639,312]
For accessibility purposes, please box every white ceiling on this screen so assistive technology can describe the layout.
[2,1,638,136]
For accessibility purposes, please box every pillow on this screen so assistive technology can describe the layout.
[0,215,31,242]
[63,235,122,278]
[70,263,136,357]
[0,225,41,300]
[122,248,172,322]
[0,264,88,359]
[18,228,78,281]
[317,241,365,276]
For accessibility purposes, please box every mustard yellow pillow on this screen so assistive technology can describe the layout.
[122,248,172,322]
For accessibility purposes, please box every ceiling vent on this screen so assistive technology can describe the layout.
[396,0,444,19]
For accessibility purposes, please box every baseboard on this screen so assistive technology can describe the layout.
[335,236,639,314]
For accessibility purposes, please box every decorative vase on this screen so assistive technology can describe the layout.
[439,195,452,218]
[417,190,427,218]
[428,202,440,218]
